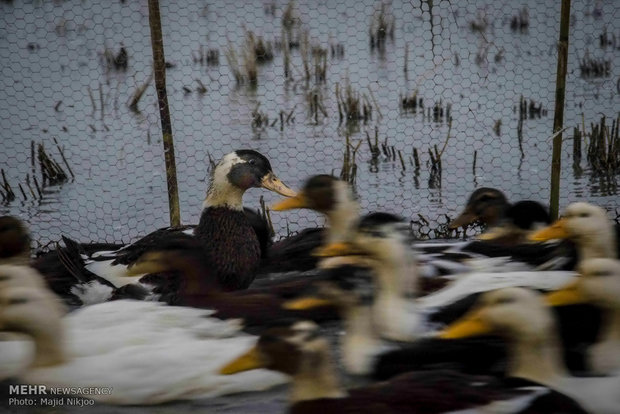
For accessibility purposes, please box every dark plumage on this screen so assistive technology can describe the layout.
[0,215,31,265]
[449,188,552,244]
[34,150,296,305]
[125,238,339,329]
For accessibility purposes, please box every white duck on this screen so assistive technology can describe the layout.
[531,202,618,261]
[440,287,620,414]
[0,269,287,405]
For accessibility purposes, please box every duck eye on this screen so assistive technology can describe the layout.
[8,297,28,306]
[579,213,589,218]
[593,270,611,277]
[248,159,256,165]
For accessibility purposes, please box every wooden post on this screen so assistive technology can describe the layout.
[148,0,181,226]
[549,0,571,220]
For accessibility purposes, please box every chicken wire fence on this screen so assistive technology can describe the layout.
[0,0,618,250]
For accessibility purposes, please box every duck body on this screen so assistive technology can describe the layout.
[440,287,620,414]
[122,239,339,329]
[0,285,287,405]
[220,321,587,414]
[33,150,296,305]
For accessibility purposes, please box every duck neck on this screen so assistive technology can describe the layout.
[203,177,245,211]
[578,229,618,260]
[291,348,346,403]
[325,200,359,244]
[341,304,383,374]
[373,252,417,299]
[28,324,66,368]
[507,332,567,384]
[597,307,620,349]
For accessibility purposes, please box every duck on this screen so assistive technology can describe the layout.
[449,187,551,242]
[439,286,620,414]
[446,188,579,270]
[33,150,296,305]
[218,319,587,414]
[259,174,360,274]
[0,277,287,404]
[271,178,571,280]
[120,235,339,329]
[290,212,576,342]
[546,258,620,375]
[530,202,619,261]
[0,215,31,266]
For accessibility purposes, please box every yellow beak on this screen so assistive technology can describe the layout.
[271,192,308,211]
[219,346,265,375]
[438,310,492,339]
[282,297,334,310]
[313,242,365,257]
[261,173,297,198]
[545,280,586,306]
[529,218,569,242]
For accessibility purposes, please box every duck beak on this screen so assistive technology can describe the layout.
[261,173,297,197]
[448,210,477,229]
[283,297,334,310]
[529,218,569,241]
[313,242,365,257]
[219,345,265,375]
[124,252,166,276]
[545,280,586,306]
[438,310,491,339]
[317,255,373,269]
[271,192,308,211]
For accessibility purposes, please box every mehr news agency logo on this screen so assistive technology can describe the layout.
[8,384,113,407]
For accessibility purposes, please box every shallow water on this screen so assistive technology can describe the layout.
[0,0,618,248]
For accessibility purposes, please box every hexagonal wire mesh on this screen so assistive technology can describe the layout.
[0,0,618,250]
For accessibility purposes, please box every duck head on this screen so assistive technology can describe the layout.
[449,188,509,229]
[204,150,296,210]
[315,212,412,268]
[0,216,31,265]
[219,320,326,376]
[271,175,359,243]
[529,202,617,260]
[283,264,375,312]
[439,287,555,343]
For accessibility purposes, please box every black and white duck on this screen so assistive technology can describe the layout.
[34,150,296,305]
[219,319,587,414]
[291,213,575,342]
[440,287,619,414]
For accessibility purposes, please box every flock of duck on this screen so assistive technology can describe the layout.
[1,149,619,412]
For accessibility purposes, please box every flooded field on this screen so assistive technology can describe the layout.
[1,0,618,247]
